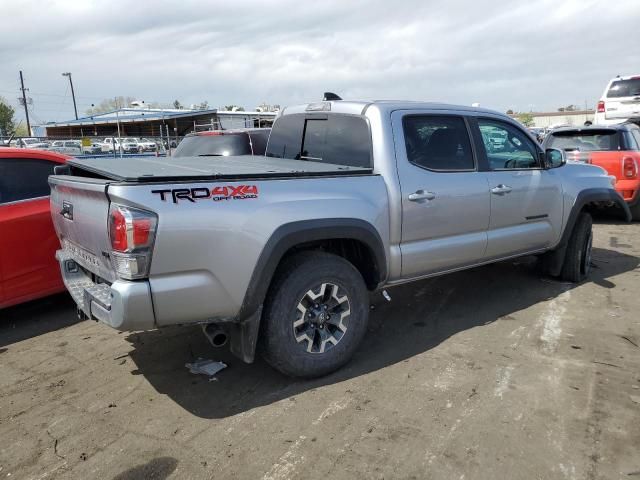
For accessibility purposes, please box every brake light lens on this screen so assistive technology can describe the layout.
[109,204,157,279]
[623,157,638,178]
[597,101,605,113]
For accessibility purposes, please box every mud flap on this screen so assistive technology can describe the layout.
[229,307,263,363]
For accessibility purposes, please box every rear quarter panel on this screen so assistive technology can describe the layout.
[107,175,390,325]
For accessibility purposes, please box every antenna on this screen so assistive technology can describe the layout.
[323,92,342,101]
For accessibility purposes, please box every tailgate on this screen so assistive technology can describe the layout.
[49,175,117,283]
[605,98,640,120]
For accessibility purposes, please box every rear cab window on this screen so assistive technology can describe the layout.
[266,113,372,168]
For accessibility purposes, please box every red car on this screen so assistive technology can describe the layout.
[544,123,640,220]
[0,148,70,308]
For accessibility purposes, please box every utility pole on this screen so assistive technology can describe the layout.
[62,72,78,120]
[19,71,31,135]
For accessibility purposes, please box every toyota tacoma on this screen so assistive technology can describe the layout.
[49,99,631,377]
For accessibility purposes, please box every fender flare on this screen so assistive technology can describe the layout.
[544,188,631,276]
[230,218,387,362]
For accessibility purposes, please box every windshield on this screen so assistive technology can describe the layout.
[607,78,640,98]
[123,138,138,143]
[547,131,620,152]
[173,134,251,157]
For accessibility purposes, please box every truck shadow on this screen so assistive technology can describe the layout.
[0,293,77,348]
[125,246,638,419]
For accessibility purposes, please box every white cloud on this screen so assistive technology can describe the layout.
[1,0,639,123]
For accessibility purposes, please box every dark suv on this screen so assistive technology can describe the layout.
[172,128,270,158]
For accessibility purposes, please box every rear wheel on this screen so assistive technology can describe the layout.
[561,212,593,283]
[260,251,369,378]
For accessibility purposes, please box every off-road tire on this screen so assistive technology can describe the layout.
[260,251,369,378]
[561,212,593,283]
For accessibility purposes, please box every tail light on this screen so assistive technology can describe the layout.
[109,204,158,279]
[623,157,638,179]
[597,101,605,113]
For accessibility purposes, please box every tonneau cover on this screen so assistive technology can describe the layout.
[67,155,372,182]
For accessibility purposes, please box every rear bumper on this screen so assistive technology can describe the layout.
[56,249,156,330]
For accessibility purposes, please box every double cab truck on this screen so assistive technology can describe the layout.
[49,100,630,377]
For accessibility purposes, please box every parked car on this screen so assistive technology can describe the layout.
[49,99,629,377]
[543,123,640,220]
[82,141,104,155]
[0,148,70,308]
[49,140,82,155]
[12,138,49,149]
[594,74,640,125]
[101,137,139,154]
[137,138,157,153]
[172,128,270,157]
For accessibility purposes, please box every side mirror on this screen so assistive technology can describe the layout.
[544,148,566,169]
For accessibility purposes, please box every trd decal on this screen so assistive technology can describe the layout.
[152,185,259,203]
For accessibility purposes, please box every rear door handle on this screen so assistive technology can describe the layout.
[408,190,436,202]
[490,184,513,195]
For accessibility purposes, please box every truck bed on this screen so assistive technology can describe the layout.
[66,155,373,182]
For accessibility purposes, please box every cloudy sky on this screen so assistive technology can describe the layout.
[1,0,639,124]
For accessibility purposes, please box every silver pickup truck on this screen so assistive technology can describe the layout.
[49,100,631,377]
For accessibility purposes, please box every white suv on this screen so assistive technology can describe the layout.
[594,74,640,125]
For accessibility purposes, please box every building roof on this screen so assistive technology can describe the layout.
[42,108,276,128]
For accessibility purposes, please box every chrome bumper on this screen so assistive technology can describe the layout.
[56,249,156,331]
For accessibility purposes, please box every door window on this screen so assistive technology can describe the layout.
[478,119,540,170]
[402,115,474,171]
[0,158,57,204]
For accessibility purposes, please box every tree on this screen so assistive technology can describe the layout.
[86,96,136,115]
[223,105,245,112]
[173,100,183,109]
[199,101,209,110]
[516,112,535,127]
[14,123,29,137]
[506,109,514,115]
[0,97,16,136]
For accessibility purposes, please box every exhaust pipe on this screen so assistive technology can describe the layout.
[202,324,228,348]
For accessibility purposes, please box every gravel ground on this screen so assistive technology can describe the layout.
[1,220,639,480]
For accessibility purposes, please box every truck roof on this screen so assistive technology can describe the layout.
[281,100,508,119]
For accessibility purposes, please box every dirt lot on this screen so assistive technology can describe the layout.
[1,220,639,480]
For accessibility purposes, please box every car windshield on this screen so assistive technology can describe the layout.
[607,78,640,98]
[546,130,620,152]
[124,138,137,143]
[173,134,252,157]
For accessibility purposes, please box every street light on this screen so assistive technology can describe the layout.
[62,72,78,120]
